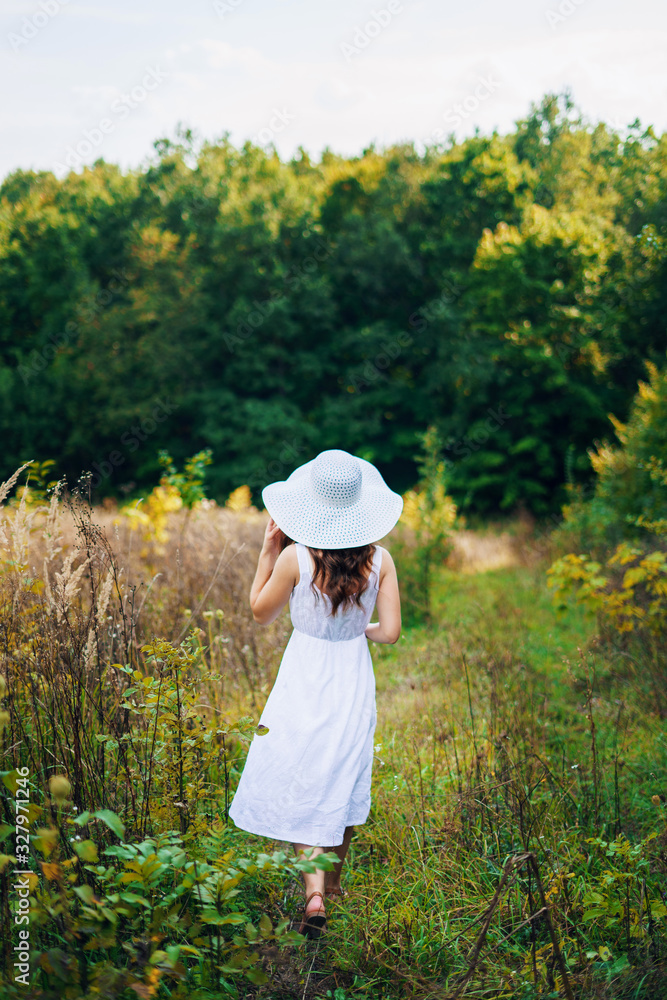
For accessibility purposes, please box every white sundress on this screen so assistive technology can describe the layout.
[228,542,383,847]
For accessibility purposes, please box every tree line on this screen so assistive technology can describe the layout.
[2,91,666,514]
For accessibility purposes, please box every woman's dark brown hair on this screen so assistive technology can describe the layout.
[276,529,376,616]
[308,545,376,616]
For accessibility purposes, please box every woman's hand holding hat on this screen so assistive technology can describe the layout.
[261,517,291,563]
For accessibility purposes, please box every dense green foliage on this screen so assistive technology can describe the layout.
[2,92,666,513]
[556,357,667,552]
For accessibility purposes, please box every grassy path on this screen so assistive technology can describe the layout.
[374,560,595,734]
[228,542,666,999]
[284,557,666,1000]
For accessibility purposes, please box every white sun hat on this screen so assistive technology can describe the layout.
[262,449,403,550]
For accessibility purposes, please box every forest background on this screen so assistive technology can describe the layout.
[2,87,667,1000]
[2,90,666,517]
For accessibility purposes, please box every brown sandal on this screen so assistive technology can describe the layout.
[299,890,327,940]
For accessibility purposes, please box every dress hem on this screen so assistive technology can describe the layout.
[229,809,370,847]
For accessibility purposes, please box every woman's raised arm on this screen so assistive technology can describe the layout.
[250,519,298,625]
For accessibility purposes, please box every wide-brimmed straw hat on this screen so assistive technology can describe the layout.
[262,449,403,550]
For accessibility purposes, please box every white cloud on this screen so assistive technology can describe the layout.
[0,5,665,179]
[1,2,152,24]
[314,78,373,112]
[52,4,153,24]
[198,38,272,74]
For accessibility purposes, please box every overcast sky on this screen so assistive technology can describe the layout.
[1,0,666,179]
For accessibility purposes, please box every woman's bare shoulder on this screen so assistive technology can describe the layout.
[374,545,396,576]
[276,542,300,582]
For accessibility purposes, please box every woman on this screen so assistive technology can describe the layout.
[228,449,403,938]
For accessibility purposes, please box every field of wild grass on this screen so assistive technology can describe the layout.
[1,474,667,1000]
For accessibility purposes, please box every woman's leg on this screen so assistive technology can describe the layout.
[293,843,326,920]
[324,825,354,894]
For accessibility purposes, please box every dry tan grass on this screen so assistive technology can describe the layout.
[0,493,292,710]
[447,528,520,574]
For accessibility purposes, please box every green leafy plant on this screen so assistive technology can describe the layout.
[11,460,58,507]
[0,790,336,995]
[393,427,458,625]
[158,449,213,510]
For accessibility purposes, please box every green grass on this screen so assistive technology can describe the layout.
[386,560,594,685]
[3,521,666,1000]
[229,556,667,999]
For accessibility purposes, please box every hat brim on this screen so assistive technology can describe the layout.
[262,456,403,549]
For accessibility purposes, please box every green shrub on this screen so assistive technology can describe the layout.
[559,356,667,552]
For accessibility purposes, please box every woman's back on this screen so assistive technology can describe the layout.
[289,543,383,643]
